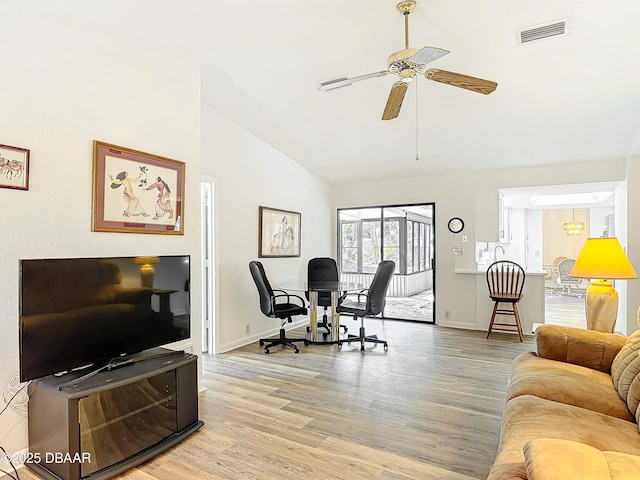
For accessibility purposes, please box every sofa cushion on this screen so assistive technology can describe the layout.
[523,438,640,480]
[611,330,640,424]
[612,329,640,386]
[507,352,634,421]
[486,395,640,480]
[535,325,627,373]
[632,374,640,424]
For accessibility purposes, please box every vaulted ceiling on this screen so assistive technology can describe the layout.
[32,0,640,185]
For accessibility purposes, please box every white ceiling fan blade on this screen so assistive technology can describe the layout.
[407,46,450,66]
[318,70,389,91]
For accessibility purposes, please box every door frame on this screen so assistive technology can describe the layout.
[336,202,436,324]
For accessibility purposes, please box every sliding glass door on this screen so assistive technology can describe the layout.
[337,203,435,323]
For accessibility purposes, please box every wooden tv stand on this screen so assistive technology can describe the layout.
[27,348,204,480]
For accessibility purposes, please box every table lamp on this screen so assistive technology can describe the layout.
[570,237,637,333]
[134,256,160,288]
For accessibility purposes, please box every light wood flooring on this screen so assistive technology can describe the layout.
[544,291,586,329]
[10,323,536,480]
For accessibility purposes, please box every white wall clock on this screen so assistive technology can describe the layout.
[448,217,464,233]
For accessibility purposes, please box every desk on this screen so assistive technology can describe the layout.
[278,282,363,343]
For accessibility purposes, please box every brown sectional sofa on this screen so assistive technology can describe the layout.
[488,324,640,480]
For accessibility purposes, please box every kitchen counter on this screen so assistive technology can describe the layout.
[453,268,547,276]
[452,267,545,335]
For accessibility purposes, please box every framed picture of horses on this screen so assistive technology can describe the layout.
[258,206,301,258]
[0,144,30,190]
[92,140,185,234]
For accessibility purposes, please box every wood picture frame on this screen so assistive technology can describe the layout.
[92,140,185,234]
[258,206,301,258]
[0,144,30,190]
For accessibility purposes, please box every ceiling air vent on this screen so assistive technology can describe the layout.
[516,18,570,45]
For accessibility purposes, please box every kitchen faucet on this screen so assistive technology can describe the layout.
[494,245,506,259]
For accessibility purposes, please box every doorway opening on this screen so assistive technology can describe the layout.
[337,203,435,323]
[201,179,215,353]
[497,181,623,330]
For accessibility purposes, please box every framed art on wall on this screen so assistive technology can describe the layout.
[0,144,30,190]
[92,140,185,234]
[258,206,301,258]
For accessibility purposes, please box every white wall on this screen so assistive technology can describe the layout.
[332,159,630,330]
[625,156,640,334]
[201,105,333,353]
[0,5,202,456]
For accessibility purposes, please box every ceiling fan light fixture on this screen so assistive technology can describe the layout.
[399,68,416,83]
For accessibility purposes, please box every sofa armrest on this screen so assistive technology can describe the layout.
[115,288,153,305]
[524,438,640,480]
[535,324,626,373]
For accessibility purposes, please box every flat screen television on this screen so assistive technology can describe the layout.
[19,255,191,382]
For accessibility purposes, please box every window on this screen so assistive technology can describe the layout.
[339,207,432,275]
[406,220,431,274]
[383,219,400,268]
[361,220,381,273]
[341,222,358,272]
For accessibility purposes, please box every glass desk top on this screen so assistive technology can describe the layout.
[277,282,363,293]
[276,282,364,344]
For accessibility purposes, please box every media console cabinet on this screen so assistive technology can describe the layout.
[27,348,204,480]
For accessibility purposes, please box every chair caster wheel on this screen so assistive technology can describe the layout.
[259,340,264,346]
[337,342,342,349]
[383,343,388,350]
[360,346,365,353]
[293,347,299,353]
[264,348,270,354]
[304,340,311,346]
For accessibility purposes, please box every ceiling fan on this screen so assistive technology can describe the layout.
[318,0,498,120]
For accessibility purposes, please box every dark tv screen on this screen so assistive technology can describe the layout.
[19,255,191,382]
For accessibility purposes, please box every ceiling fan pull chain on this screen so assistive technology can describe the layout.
[415,80,420,162]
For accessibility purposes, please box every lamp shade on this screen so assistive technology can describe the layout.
[570,238,638,280]
[134,256,160,265]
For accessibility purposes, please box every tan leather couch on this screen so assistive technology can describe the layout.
[487,324,640,480]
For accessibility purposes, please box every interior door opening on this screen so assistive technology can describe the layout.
[201,179,215,353]
[337,203,435,323]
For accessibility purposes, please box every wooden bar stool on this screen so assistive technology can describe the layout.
[486,260,526,342]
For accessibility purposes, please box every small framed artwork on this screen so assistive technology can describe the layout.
[258,206,301,258]
[92,140,185,234]
[0,144,30,190]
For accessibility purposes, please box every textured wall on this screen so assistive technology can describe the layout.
[0,4,202,456]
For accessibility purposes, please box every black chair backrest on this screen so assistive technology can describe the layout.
[307,257,339,305]
[486,260,525,297]
[249,261,275,317]
[367,260,395,315]
[308,257,339,282]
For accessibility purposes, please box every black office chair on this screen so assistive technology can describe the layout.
[249,261,310,354]
[306,257,348,334]
[337,260,395,353]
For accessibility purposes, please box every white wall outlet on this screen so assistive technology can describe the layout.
[462,235,468,243]
[245,324,250,334]
[444,310,451,319]
[452,247,464,255]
